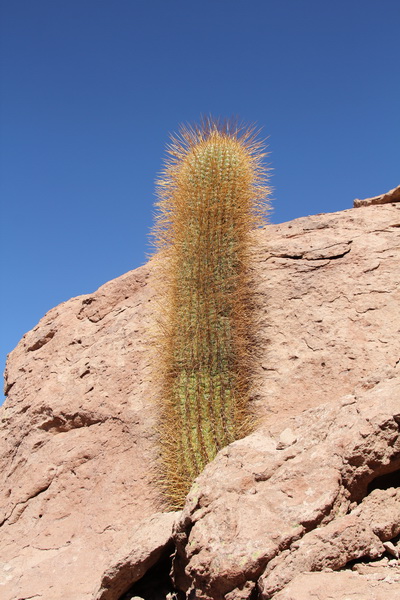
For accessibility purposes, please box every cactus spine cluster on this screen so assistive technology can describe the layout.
[152,118,270,508]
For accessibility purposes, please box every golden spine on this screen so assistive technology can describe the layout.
[152,118,270,508]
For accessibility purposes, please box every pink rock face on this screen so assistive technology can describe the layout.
[172,379,400,599]
[272,570,400,600]
[1,202,399,599]
[251,202,400,430]
[0,268,173,599]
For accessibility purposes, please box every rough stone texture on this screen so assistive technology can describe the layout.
[259,487,400,598]
[250,202,400,428]
[0,269,168,600]
[272,570,400,600]
[1,202,399,599]
[353,183,400,207]
[172,379,400,599]
[93,512,177,600]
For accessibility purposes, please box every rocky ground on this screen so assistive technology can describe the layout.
[1,191,399,599]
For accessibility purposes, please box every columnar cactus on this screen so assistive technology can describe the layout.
[152,118,270,508]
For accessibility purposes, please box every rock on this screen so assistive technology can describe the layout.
[353,183,400,207]
[276,427,297,449]
[251,203,400,429]
[271,571,400,600]
[383,541,399,559]
[259,487,400,598]
[1,203,400,599]
[93,511,177,600]
[172,378,400,599]
[224,581,256,600]
[0,268,167,600]
[352,555,400,575]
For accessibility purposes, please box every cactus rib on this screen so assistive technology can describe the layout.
[151,117,270,508]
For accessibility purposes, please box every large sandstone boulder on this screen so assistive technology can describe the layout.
[1,201,399,599]
[172,378,400,599]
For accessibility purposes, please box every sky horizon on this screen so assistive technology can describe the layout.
[1,0,399,403]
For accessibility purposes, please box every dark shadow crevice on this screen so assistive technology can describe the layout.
[346,453,400,503]
[341,532,400,572]
[119,546,183,600]
[367,468,400,494]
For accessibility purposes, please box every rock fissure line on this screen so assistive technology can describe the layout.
[354,289,393,295]
[283,224,331,239]
[0,481,52,528]
[268,245,352,262]
[302,338,320,351]
[293,261,331,274]
[31,542,71,552]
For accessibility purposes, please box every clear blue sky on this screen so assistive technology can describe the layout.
[1,0,399,400]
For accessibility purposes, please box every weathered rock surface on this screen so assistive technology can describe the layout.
[259,487,400,598]
[0,269,166,600]
[353,183,400,207]
[172,378,400,599]
[94,512,177,600]
[251,202,400,428]
[272,570,400,600]
[1,202,399,599]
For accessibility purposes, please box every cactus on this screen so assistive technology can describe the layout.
[151,118,270,508]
